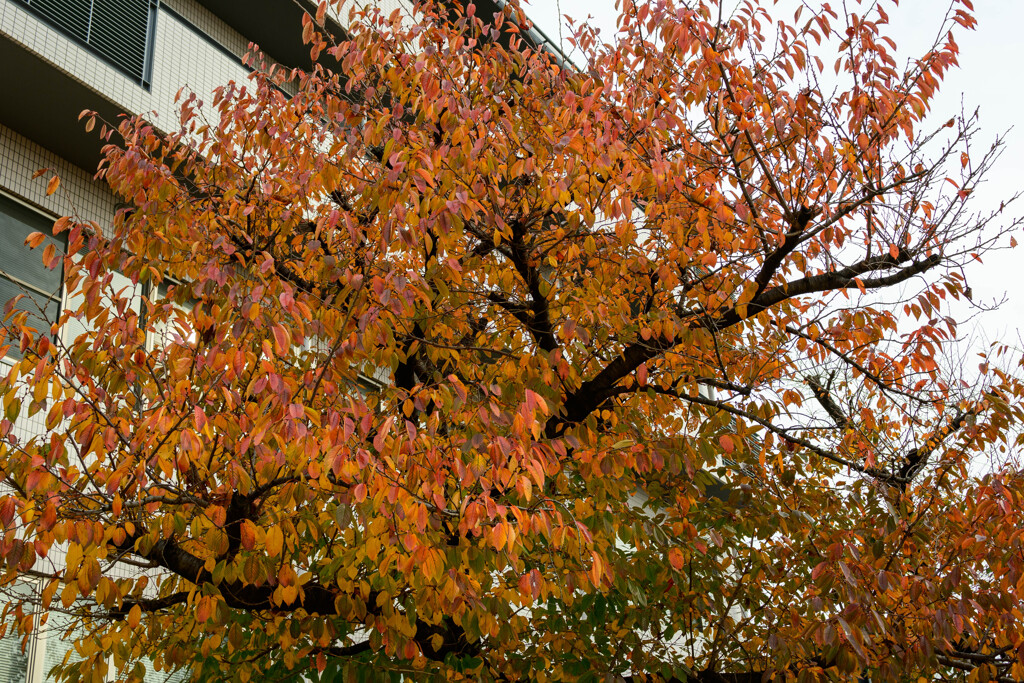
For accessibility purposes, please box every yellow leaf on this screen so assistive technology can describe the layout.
[265,526,283,557]
[60,582,77,608]
[41,579,58,609]
[127,604,142,629]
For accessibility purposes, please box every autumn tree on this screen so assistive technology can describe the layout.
[1,0,1023,681]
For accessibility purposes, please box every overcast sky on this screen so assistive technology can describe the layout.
[527,0,1024,350]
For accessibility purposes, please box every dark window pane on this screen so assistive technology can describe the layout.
[0,276,60,359]
[0,195,64,295]
[0,196,64,360]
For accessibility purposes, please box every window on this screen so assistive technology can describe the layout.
[0,581,36,683]
[0,194,65,361]
[38,608,85,682]
[0,630,29,683]
[16,0,159,87]
[149,281,195,351]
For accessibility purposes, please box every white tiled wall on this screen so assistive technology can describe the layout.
[0,123,114,226]
[161,0,254,61]
[333,0,416,33]
[149,7,256,131]
[348,0,414,21]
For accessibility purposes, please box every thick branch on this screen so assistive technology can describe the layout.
[751,205,818,297]
[805,375,849,429]
[110,531,477,661]
[896,409,972,487]
[506,219,559,352]
[715,252,942,329]
[550,251,942,437]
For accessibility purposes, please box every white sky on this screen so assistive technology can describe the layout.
[527,0,1024,351]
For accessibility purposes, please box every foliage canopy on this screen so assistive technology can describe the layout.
[2,0,1024,681]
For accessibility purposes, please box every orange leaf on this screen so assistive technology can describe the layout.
[271,324,290,355]
[24,232,46,249]
[669,547,685,571]
[240,520,257,551]
[352,482,367,503]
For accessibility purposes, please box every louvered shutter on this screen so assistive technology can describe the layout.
[89,0,155,86]
[18,0,157,86]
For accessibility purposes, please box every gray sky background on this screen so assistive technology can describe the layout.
[527,0,1024,351]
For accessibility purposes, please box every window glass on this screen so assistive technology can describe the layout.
[90,0,155,85]
[150,282,196,350]
[0,198,62,294]
[0,628,29,683]
[18,0,89,41]
[38,608,85,681]
[0,195,65,360]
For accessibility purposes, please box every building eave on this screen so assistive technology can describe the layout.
[0,32,124,174]
[193,0,347,70]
